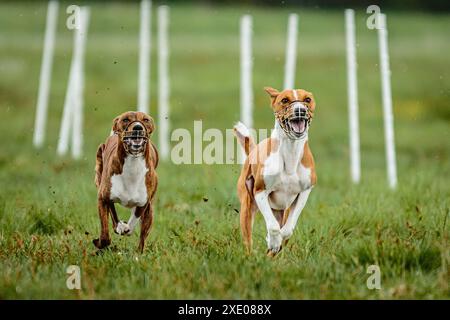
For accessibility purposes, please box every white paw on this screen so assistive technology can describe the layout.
[115,221,131,236]
[266,228,282,254]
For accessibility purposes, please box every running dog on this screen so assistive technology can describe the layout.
[234,87,317,256]
[94,111,158,253]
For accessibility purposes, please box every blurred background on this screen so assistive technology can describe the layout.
[165,0,450,11]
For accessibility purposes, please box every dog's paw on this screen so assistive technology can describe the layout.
[93,237,111,249]
[266,246,283,258]
[266,228,282,255]
[115,221,131,236]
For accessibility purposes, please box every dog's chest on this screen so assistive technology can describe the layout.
[263,145,311,210]
[110,156,148,208]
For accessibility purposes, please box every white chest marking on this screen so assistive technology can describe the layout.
[263,126,311,210]
[110,156,148,208]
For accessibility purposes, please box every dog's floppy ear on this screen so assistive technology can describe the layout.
[144,116,155,135]
[264,87,280,106]
[112,116,120,133]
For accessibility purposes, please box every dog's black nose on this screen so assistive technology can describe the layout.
[133,124,143,131]
[295,107,307,118]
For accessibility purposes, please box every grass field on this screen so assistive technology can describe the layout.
[0,2,449,299]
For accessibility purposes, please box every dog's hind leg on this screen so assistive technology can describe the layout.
[273,209,284,226]
[115,207,141,236]
[93,199,111,249]
[281,207,291,228]
[281,188,312,243]
[240,195,257,254]
[138,203,154,253]
[108,202,119,230]
[240,176,257,254]
[127,207,140,234]
[128,208,141,234]
[280,207,291,247]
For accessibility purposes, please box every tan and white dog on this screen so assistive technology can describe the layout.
[94,111,158,253]
[234,87,317,256]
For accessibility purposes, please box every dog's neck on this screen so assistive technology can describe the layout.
[126,153,145,160]
[272,120,307,174]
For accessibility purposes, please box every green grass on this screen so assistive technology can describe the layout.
[0,2,449,299]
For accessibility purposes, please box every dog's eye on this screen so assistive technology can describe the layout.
[143,119,149,122]
[123,118,129,123]
[281,98,289,104]
[304,97,311,103]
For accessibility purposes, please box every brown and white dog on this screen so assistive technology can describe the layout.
[94,111,158,253]
[234,87,317,256]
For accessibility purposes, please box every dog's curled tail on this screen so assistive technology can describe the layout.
[233,122,255,156]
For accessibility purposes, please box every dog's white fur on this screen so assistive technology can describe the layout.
[110,155,148,235]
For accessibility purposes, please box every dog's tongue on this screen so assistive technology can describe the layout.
[291,119,305,134]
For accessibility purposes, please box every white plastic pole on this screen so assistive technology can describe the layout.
[378,13,397,189]
[345,9,361,184]
[71,7,90,159]
[138,0,151,114]
[240,15,253,129]
[33,1,59,148]
[57,7,89,158]
[158,6,170,160]
[283,13,298,90]
[57,30,78,156]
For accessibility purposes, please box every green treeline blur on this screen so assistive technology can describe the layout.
[2,0,449,12]
[160,0,450,12]
[171,0,450,12]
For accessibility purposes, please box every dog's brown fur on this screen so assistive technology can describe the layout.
[93,111,158,253]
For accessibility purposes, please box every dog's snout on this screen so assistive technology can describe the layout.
[133,124,143,131]
[294,106,307,118]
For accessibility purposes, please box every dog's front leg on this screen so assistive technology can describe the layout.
[280,188,312,243]
[138,202,154,253]
[255,191,283,255]
[93,199,111,249]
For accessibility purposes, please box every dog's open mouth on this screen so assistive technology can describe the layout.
[122,131,147,155]
[275,104,311,140]
[289,117,307,135]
